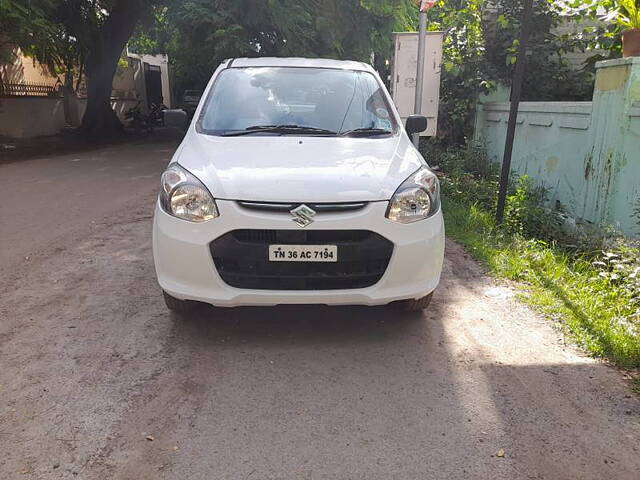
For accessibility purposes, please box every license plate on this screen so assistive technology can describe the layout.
[269,245,338,262]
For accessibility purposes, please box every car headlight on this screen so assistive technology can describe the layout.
[159,164,219,222]
[386,167,440,224]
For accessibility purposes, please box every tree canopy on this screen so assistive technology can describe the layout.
[130,0,417,95]
[1,0,158,134]
[0,0,57,68]
[133,0,608,144]
[424,0,608,144]
[1,0,626,142]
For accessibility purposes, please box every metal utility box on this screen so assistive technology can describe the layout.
[391,32,443,137]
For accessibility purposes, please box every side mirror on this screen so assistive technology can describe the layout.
[164,109,189,130]
[405,115,428,135]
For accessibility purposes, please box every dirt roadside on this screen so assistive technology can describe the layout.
[0,143,639,479]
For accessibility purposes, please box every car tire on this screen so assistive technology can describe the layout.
[163,291,198,315]
[396,292,433,312]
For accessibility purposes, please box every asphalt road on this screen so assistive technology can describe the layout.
[1,138,639,479]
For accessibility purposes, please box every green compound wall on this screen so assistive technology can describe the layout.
[475,57,640,236]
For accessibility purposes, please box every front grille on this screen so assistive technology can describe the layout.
[231,230,371,244]
[210,229,393,290]
[237,201,367,213]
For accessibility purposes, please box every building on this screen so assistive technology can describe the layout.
[0,47,171,138]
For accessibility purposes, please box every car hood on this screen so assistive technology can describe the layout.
[176,131,425,203]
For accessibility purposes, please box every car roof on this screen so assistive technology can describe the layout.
[228,57,375,72]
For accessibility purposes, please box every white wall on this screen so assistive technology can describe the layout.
[112,62,137,98]
[127,53,171,108]
[0,97,140,138]
[0,97,65,138]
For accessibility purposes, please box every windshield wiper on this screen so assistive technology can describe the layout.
[222,125,337,136]
[340,128,392,137]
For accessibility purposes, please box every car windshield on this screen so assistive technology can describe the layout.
[197,67,397,136]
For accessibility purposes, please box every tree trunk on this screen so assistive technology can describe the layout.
[82,51,123,135]
[81,0,149,136]
[75,59,84,93]
[62,71,74,126]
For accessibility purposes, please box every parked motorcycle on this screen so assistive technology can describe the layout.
[125,101,167,134]
[148,102,168,127]
[124,101,152,134]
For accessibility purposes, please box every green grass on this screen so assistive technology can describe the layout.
[443,198,640,368]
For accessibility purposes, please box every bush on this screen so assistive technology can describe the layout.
[503,175,564,242]
[426,143,499,211]
[427,142,498,178]
[592,242,640,326]
[427,144,618,250]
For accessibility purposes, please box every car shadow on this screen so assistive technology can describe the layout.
[169,302,425,347]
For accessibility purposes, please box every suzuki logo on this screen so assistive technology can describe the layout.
[291,204,316,228]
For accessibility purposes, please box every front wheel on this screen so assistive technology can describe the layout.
[396,292,433,312]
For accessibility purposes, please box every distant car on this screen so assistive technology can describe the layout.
[181,90,203,118]
[155,57,444,313]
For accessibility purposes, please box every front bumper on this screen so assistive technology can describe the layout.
[152,200,445,306]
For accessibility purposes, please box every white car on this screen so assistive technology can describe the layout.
[154,57,444,313]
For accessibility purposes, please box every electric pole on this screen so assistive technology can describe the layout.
[495,0,535,224]
[413,0,435,147]
[413,8,428,147]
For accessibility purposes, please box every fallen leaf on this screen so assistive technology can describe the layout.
[496,449,505,458]
[146,435,154,441]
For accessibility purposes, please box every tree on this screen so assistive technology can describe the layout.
[424,0,598,145]
[6,0,611,141]
[2,0,158,135]
[358,0,418,74]
[0,1,85,123]
[0,0,55,79]
[425,0,489,145]
[485,0,595,102]
[19,1,91,124]
[81,0,156,135]
[135,0,416,97]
